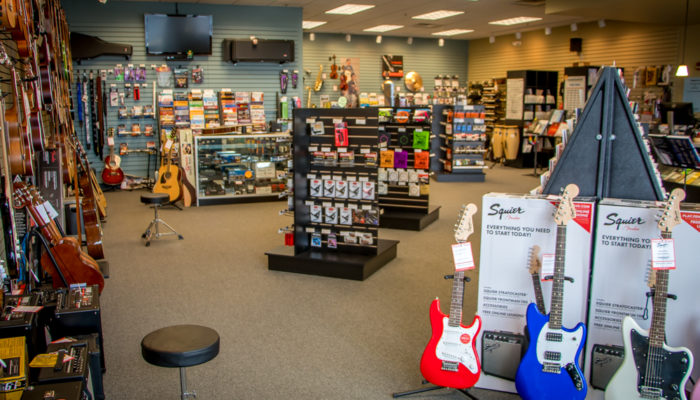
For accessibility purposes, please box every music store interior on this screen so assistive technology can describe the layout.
[0,0,698,398]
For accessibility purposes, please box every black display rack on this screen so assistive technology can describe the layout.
[431,104,486,182]
[376,107,440,230]
[266,108,398,280]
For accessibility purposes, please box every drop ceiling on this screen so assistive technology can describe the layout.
[119,0,698,39]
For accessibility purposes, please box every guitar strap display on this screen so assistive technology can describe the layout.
[81,76,90,150]
[96,75,104,160]
[89,73,98,156]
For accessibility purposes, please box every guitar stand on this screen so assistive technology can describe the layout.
[646,290,677,300]
[543,275,574,283]
[444,274,471,282]
[163,201,183,211]
[393,381,479,399]
[29,228,69,288]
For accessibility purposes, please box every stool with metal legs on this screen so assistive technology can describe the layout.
[141,192,183,246]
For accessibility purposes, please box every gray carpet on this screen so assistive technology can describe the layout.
[99,165,537,399]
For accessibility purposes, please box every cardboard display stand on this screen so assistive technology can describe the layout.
[584,199,700,399]
[475,193,595,393]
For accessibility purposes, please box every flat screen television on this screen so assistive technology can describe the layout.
[660,102,695,126]
[144,14,213,56]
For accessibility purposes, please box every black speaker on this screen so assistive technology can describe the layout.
[223,39,294,63]
[570,38,583,53]
[590,344,624,390]
[481,331,527,381]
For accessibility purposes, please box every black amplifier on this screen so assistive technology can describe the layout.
[70,334,104,400]
[0,294,46,359]
[590,344,624,390]
[481,330,527,381]
[50,285,104,372]
[21,380,86,400]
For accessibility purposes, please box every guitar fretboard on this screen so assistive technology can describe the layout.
[649,232,671,349]
[531,272,546,315]
[549,225,567,330]
[448,270,465,327]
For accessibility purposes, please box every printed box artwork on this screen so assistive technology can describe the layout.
[584,200,700,399]
[476,193,595,393]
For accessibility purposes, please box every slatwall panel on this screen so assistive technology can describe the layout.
[62,0,303,179]
[468,20,682,106]
[303,34,469,107]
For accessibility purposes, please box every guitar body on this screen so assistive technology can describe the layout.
[89,168,107,220]
[515,303,587,400]
[180,168,196,207]
[101,154,124,185]
[79,172,104,260]
[420,298,481,389]
[40,238,104,293]
[605,316,693,400]
[153,164,182,202]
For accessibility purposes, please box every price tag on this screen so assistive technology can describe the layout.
[451,242,475,271]
[306,118,316,124]
[322,175,332,180]
[358,176,369,182]
[307,174,317,179]
[321,229,331,235]
[346,176,357,181]
[360,148,370,154]
[309,146,318,152]
[356,118,366,125]
[395,149,403,153]
[338,148,347,153]
[415,149,422,153]
[333,175,342,181]
[362,205,372,210]
[42,201,59,219]
[305,227,316,233]
[164,139,173,151]
[398,127,406,133]
[305,201,315,206]
[321,147,331,152]
[323,202,333,207]
[333,118,343,124]
[651,239,676,270]
[107,136,115,146]
[348,204,359,210]
[541,254,555,279]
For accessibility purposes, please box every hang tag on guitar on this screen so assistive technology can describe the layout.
[651,238,676,270]
[541,254,555,280]
[164,139,173,152]
[42,201,59,220]
[451,242,475,271]
[107,136,115,146]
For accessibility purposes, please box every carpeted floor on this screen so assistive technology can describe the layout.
[99,165,538,399]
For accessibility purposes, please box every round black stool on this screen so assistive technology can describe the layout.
[141,325,220,399]
[141,193,183,246]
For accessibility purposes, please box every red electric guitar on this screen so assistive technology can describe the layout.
[420,204,482,389]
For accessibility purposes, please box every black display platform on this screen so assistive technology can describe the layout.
[434,171,485,182]
[266,239,399,281]
[381,206,440,231]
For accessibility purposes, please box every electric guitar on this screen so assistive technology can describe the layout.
[605,188,693,400]
[527,245,546,315]
[515,184,587,400]
[153,143,182,202]
[420,204,482,389]
[101,128,124,186]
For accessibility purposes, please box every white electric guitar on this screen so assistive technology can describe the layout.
[606,188,694,400]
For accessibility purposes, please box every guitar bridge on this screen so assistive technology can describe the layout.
[639,386,662,398]
[542,362,561,374]
[441,361,459,372]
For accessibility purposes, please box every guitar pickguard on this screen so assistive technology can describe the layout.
[535,323,584,373]
[434,317,480,374]
[630,329,692,399]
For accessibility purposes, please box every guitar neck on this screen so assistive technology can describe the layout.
[448,269,465,327]
[649,231,671,349]
[531,272,547,314]
[549,224,567,329]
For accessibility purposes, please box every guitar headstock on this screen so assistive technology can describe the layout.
[12,181,31,208]
[658,188,685,234]
[454,203,477,243]
[527,245,542,274]
[553,184,579,226]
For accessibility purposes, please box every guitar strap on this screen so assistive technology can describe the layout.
[89,74,98,156]
[96,75,104,160]
[81,76,90,150]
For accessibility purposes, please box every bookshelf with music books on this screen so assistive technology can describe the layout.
[266,108,398,280]
[433,104,487,182]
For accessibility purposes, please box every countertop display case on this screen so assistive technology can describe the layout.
[194,133,291,205]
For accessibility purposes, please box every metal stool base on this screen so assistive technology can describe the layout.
[142,204,183,246]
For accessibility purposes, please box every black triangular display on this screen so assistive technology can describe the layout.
[543,67,664,201]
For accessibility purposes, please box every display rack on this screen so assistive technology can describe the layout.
[432,104,486,182]
[267,108,398,280]
[194,133,291,205]
[376,107,440,230]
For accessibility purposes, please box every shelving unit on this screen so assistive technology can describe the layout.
[376,107,440,230]
[194,133,291,205]
[267,108,398,280]
[432,104,487,182]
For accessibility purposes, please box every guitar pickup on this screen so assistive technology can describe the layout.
[546,332,563,342]
[544,351,561,361]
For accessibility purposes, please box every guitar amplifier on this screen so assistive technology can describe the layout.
[481,330,527,381]
[70,334,104,400]
[50,286,105,372]
[0,294,46,360]
[37,340,90,385]
[590,344,624,390]
[20,380,85,400]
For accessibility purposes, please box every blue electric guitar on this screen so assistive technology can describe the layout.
[515,184,587,400]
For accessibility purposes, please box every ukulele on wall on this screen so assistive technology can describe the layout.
[605,188,694,400]
[515,184,587,400]
[420,204,482,389]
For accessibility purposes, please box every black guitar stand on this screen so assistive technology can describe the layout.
[393,380,479,399]
[28,228,69,288]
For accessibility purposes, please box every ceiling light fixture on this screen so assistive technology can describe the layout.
[302,20,327,29]
[677,0,689,77]
[407,37,413,45]
[545,27,552,35]
[438,38,445,47]
[325,4,375,15]
[363,25,403,33]
[515,32,522,40]
[598,19,606,28]
[570,23,578,32]
[376,35,382,44]
[309,32,315,41]
[489,36,495,44]
[432,29,474,37]
[488,16,542,26]
[412,10,464,20]
[346,34,352,42]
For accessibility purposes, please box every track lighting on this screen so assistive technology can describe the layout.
[489,36,495,44]
[376,35,382,44]
[545,27,552,35]
[407,37,413,45]
[438,38,444,47]
[346,34,351,42]
[570,23,578,32]
[309,32,315,41]
[598,19,606,28]
[515,32,522,40]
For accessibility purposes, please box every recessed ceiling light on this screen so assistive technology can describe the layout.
[302,20,327,29]
[432,29,474,36]
[488,16,542,26]
[325,4,375,15]
[412,10,464,20]
[363,24,403,33]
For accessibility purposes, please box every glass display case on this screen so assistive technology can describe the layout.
[194,133,291,205]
